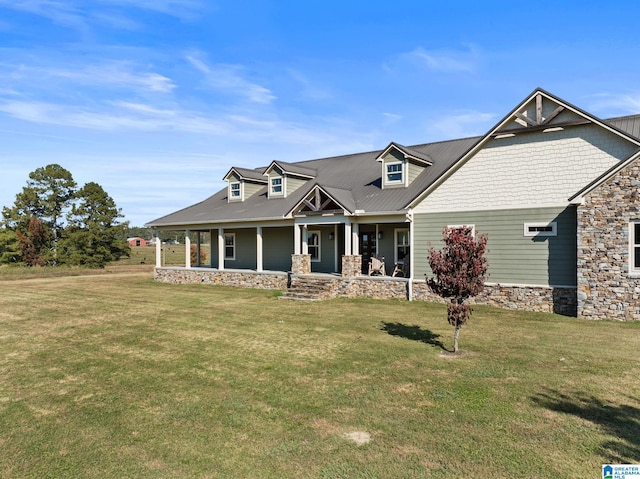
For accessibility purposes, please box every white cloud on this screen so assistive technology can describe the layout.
[390,45,479,74]
[0,59,176,96]
[0,0,205,28]
[587,92,640,116]
[429,110,496,139]
[186,53,276,104]
[287,69,332,101]
[382,112,402,124]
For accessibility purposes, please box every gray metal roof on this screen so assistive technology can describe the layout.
[268,160,317,178]
[228,166,267,182]
[146,136,480,227]
[605,114,640,140]
[146,108,640,229]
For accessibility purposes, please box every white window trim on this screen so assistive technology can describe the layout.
[224,233,236,260]
[229,181,242,201]
[524,222,557,237]
[385,161,404,185]
[629,222,640,277]
[308,230,321,263]
[447,224,476,238]
[394,228,410,263]
[270,175,284,197]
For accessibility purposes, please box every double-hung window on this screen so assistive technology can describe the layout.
[271,177,283,196]
[395,228,410,262]
[230,182,241,199]
[224,233,236,260]
[630,222,640,275]
[386,162,404,184]
[308,231,320,262]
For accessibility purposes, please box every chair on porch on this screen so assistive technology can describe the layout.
[368,255,386,276]
[392,258,410,277]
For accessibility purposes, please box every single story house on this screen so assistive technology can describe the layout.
[147,88,640,320]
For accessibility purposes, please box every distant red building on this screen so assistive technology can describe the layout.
[127,237,148,247]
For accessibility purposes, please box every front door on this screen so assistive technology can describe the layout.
[359,228,377,274]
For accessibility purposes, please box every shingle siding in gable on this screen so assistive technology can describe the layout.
[414,124,638,214]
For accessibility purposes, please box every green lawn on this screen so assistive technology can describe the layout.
[0,272,638,478]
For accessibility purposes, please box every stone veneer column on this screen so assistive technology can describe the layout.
[577,159,640,320]
[341,255,362,277]
[291,254,311,275]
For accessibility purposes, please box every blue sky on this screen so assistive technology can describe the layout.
[1,1,640,227]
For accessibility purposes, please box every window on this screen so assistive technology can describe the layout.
[630,222,640,275]
[386,162,404,183]
[395,228,410,262]
[230,182,241,199]
[524,222,557,237]
[308,231,320,262]
[224,233,235,260]
[271,177,283,195]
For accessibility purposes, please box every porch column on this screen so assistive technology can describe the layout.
[209,229,215,268]
[302,225,309,254]
[352,223,359,256]
[408,212,415,300]
[344,221,352,255]
[185,230,191,268]
[294,224,301,254]
[196,231,201,266]
[334,224,339,272]
[155,236,162,268]
[256,226,263,272]
[218,228,225,270]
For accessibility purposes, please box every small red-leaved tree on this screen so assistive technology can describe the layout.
[428,226,488,353]
[16,217,50,267]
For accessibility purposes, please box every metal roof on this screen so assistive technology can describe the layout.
[146,136,480,227]
[146,106,640,229]
[605,114,640,140]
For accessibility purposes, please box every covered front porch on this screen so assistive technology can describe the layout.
[152,216,413,278]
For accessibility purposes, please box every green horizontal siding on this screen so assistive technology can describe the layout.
[414,206,577,287]
[263,227,293,271]
[226,229,257,269]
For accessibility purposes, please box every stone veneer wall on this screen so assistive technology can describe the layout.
[341,255,362,277]
[155,267,576,315]
[577,159,640,320]
[413,282,577,316]
[154,267,288,290]
[291,254,311,275]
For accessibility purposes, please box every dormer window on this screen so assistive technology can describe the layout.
[376,142,432,190]
[271,177,283,196]
[386,162,404,183]
[230,182,241,199]
[223,167,267,203]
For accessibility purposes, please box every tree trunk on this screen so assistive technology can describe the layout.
[453,325,460,353]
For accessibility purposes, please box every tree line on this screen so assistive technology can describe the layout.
[0,164,129,268]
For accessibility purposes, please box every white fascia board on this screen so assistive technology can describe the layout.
[148,217,292,230]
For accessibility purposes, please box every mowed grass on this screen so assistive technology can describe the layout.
[0,273,639,478]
